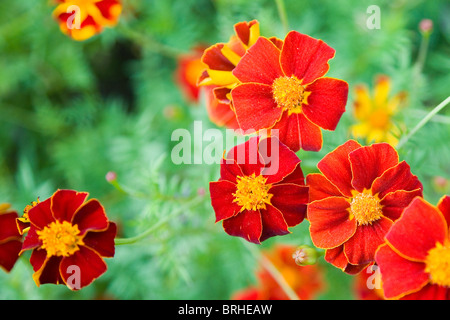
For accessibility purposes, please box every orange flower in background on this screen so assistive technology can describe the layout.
[231,31,348,152]
[307,140,423,274]
[53,0,122,41]
[202,85,240,130]
[233,245,325,300]
[376,195,450,299]
[20,189,116,290]
[0,204,22,272]
[175,45,208,104]
[350,75,407,146]
[353,264,384,300]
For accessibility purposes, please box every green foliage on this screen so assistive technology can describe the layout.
[0,0,449,300]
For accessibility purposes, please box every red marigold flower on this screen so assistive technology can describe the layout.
[231,31,348,152]
[20,189,116,290]
[210,136,309,244]
[175,45,208,103]
[0,204,22,272]
[53,0,122,41]
[375,195,450,299]
[307,140,423,274]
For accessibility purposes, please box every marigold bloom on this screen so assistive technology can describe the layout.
[232,245,324,300]
[231,31,348,152]
[307,140,423,274]
[175,46,208,103]
[210,136,309,244]
[375,195,450,299]
[20,189,116,290]
[198,20,267,129]
[350,75,406,146]
[0,204,22,272]
[53,0,122,41]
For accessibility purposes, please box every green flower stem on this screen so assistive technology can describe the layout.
[275,0,289,34]
[397,95,450,149]
[114,196,204,246]
[243,241,300,300]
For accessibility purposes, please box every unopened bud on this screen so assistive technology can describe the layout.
[292,245,318,266]
[419,19,433,35]
[105,171,117,183]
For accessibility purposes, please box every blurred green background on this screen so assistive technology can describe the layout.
[0,0,449,299]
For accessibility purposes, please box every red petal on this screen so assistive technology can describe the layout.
[385,197,447,261]
[72,199,109,235]
[202,43,235,71]
[224,136,265,176]
[259,136,300,184]
[222,210,262,244]
[82,222,116,258]
[219,158,244,184]
[21,226,41,252]
[232,83,282,131]
[209,180,242,222]
[343,216,393,265]
[349,143,399,192]
[375,244,429,299]
[0,211,20,241]
[232,37,283,85]
[380,189,423,221]
[51,189,88,223]
[278,163,305,186]
[308,197,356,249]
[269,183,308,227]
[324,246,347,270]
[302,77,348,130]
[0,240,22,272]
[400,284,449,300]
[317,140,362,197]
[437,195,450,228]
[306,173,343,202]
[259,205,290,242]
[60,246,107,290]
[234,20,258,47]
[272,112,323,152]
[28,197,54,230]
[280,31,335,84]
[371,161,423,199]
[32,254,64,286]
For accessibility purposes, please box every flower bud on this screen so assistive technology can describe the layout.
[292,245,319,266]
[105,171,117,183]
[419,19,433,35]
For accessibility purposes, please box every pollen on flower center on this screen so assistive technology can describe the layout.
[233,173,273,212]
[350,192,383,226]
[37,221,84,257]
[425,241,450,287]
[272,76,305,114]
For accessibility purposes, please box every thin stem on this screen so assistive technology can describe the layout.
[397,95,450,149]
[275,0,289,34]
[415,33,430,74]
[114,196,204,245]
[243,241,300,300]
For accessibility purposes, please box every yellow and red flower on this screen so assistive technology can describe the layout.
[0,204,22,272]
[231,31,348,152]
[20,189,116,290]
[232,245,325,300]
[307,140,423,274]
[210,136,309,244]
[198,20,269,129]
[350,75,406,146]
[375,195,450,299]
[53,0,122,41]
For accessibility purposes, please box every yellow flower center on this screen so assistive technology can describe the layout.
[272,76,307,115]
[425,241,450,287]
[233,173,273,212]
[37,221,84,257]
[350,192,383,226]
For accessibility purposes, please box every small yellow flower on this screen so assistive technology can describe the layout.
[350,75,406,146]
